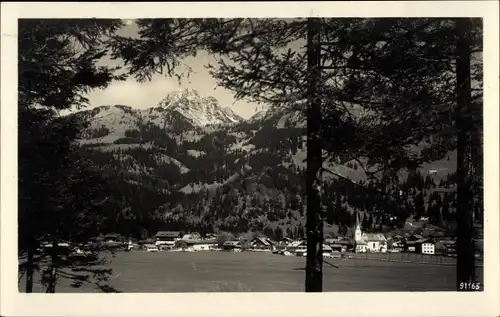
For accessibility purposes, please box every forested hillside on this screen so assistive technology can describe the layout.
[73,89,471,240]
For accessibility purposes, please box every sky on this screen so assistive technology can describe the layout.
[75,19,483,119]
[81,20,266,119]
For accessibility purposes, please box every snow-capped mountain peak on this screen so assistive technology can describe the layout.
[157,88,243,127]
[71,89,246,145]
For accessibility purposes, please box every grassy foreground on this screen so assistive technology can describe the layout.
[19,251,483,293]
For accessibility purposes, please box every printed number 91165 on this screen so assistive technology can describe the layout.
[459,282,481,291]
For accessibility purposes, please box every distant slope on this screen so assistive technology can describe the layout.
[74,89,462,239]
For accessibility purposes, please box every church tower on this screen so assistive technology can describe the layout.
[354,210,362,242]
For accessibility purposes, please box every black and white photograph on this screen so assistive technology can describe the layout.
[1,2,499,317]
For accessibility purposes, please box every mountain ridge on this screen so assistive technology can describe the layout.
[75,88,248,144]
[73,88,464,240]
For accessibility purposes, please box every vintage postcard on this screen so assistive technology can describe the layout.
[1,1,499,317]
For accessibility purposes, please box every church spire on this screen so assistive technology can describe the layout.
[354,210,362,242]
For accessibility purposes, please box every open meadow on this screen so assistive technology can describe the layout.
[19,251,483,293]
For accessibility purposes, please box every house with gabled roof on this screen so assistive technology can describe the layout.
[155,231,182,246]
[387,235,404,251]
[104,233,122,243]
[222,240,242,251]
[362,233,388,253]
[251,237,272,250]
[175,238,218,251]
[414,238,435,254]
[287,239,306,250]
[435,239,456,255]
[182,232,201,241]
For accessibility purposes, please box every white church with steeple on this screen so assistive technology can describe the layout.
[354,211,368,253]
[353,210,387,253]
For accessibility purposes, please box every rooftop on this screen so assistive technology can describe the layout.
[156,231,182,238]
[362,233,387,242]
[288,240,306,248]
[252,237,272,246]
[223,240,241,246]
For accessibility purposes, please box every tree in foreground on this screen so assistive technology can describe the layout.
[18,19,125,292]
[109,18,482,291]
[322,18,482,288]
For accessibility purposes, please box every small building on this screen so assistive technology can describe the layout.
[182,232,201,241]
[138,238,155,245]
[104,233,122,243]
[324,238,336,245]
[286,240,306,252]
[415,239,435,255]
[102,234,125,249]
[336,238,354,250]
[404,240,417,252]
[222,240,242,251]
[251,237,273,250]
[205,233,217,240]
[435,239,456,255]
[420,241,435,255]
[322,244,333,253]
[175,239,218,251]
[403,234,428,252]
[142,244,159,252]
[41,241,72,249]
[388,238,404,252]
[155,231,182,247]
[330,243,344,253]
[362,233,388,253]
[355,240,367,253]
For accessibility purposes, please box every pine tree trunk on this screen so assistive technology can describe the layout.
[24,210,34,293]
[455,18,476,291]
[25,241,34,293]
[45,239,59,293]
[305,17,323,293]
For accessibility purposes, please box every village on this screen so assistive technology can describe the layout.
[40,209,483,266]
[89,213,482,263]
[127,230,458,257]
